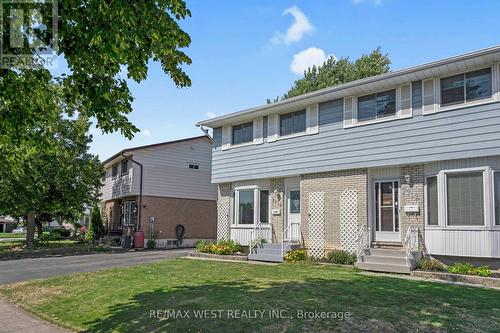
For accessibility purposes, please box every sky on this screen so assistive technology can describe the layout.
[87,0,500,160]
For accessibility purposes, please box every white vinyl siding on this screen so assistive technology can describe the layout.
[221,125,231,151]
[422,78,436,113]
[343,97,354,126]
[306,104,319,134]
[399,84,412,118]
[253,117,264,145]
[267,114,278,142]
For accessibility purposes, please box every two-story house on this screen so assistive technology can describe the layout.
[197,46,500,272]
[100,135,217,247]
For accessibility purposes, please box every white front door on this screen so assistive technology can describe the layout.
[373,180,401,242]
[285,188,301,241]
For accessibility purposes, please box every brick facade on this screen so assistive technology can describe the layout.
[270,178,285,242]
[300,169,368,253]
[399,164,425,244]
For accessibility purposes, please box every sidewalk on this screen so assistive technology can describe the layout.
[0,298,71,333]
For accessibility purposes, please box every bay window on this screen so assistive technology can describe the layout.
[357,89,396,122]
[446,172,484,226]
[238,190,254,225]
[440,68,492,107]
[234,188,270,225]
[426,176,438,226]
[494,172,500,226]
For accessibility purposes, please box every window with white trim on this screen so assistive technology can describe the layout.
[234,188,270,225]
[280,110,306,136]
[494,172,500,226]
[237,190,254,225]
[446,171,484,226]
[440,68,492,107]
[121,159,129,176]
[232,122,253,145]
[357,89,396,122]
[426,176,438,226]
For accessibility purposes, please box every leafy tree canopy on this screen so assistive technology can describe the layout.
[268,48,390,103]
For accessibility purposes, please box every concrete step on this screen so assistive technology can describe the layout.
[248,253,283,263]
[355,262,411,274]
[367,248,406,258]
[361,255,408,266]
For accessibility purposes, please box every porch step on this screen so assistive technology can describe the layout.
[366,248,406,258]
[248,242,297,263]
[355,262,411,274]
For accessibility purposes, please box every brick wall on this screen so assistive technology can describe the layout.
[139,195,217,241]
[399,165,425,242]
[300,169,368,253]
[271,178,285,242]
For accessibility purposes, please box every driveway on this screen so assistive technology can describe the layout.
[0,248,192,285]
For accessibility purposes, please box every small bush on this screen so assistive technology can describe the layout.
[476,265,492,277]
[448,263,475,275]
[326,250,357,265]
[146,239,156,249]
[418,258,446,272]
[196,240,240,255]
[284,249,307,263]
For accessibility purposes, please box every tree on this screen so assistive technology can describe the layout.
[86,205,104,242]
[0,1,192,247]
[268,48,391,103]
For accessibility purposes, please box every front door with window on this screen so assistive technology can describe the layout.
[373,181,400,242]
[285,188,301,241]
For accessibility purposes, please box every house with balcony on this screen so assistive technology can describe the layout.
[197,46,500,272]
[100,135,217,247]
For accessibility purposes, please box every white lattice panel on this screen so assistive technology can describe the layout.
[340,190,358,253]
[308,192,325,258]
[217,197,230,241]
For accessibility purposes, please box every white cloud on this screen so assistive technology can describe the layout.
[290,47,336,75]
[272,6,313,45]
[206,111,224,119]
[140,128,152,138]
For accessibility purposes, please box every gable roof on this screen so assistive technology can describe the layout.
[196,45,500,128]
[102,135,211,166]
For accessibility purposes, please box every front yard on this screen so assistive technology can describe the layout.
[0,259,498,333]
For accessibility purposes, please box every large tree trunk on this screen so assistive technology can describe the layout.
[26,212,36,249]
[35,219,43,237]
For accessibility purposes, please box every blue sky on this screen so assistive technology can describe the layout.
[89,0,500,160]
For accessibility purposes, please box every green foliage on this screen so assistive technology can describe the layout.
[196,240,240,255]
[326,250,357,265]
[417,258,446,271]
[86,206,104,242]
[47,228,71,240]
[146,239,157,249]
[269,48,390,103]
[284,249,308,263]
[448,263,492,277]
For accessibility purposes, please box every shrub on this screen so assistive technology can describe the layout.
[195,240,240,255]
[86,206,104,242]
[476,265,492,277]
[448,263,475,275]
[418,258,446,272]
[146,239,156,249]
[326,250,357,265]
[284,249,307,263]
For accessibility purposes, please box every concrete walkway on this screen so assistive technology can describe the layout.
[0,298,70,333]
[0,248,192,285]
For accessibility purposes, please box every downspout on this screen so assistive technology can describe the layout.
[121,153,143,233]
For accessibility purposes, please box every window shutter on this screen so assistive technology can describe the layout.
[306,104,319,134]
[253,117,263,144]
[399,84,412,118]
[267,114,278,142]
[221,125,231,150]
[422,79,436,113]
[344,97,354,126]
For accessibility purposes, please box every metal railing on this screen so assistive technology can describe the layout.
[281,222,301,259]
[356,225,369,261]
[404,225,419,266]
[249,222,264,254]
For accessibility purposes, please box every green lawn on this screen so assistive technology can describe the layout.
[0,232,25,239]
[1,259,498,333]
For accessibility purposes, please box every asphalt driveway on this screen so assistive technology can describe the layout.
[0,249,192,285]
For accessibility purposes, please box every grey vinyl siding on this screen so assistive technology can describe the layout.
[211,101,500,183]
[213,127,222,149]
[412,80,422,114]
[319,99,343,126]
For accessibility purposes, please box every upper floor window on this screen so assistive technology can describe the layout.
[357,89,396,122]
[280,110,306,136]
[121,159,129,176]
[188,163,199,170]
[111,164,118,179]
[232,122,253,145]
[440,68,492,107]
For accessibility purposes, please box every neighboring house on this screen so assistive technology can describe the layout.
[100,135,217,247]
[197,46,500,271]
[0,216,17,233]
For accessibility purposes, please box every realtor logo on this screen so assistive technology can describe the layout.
[0,0,58,69]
